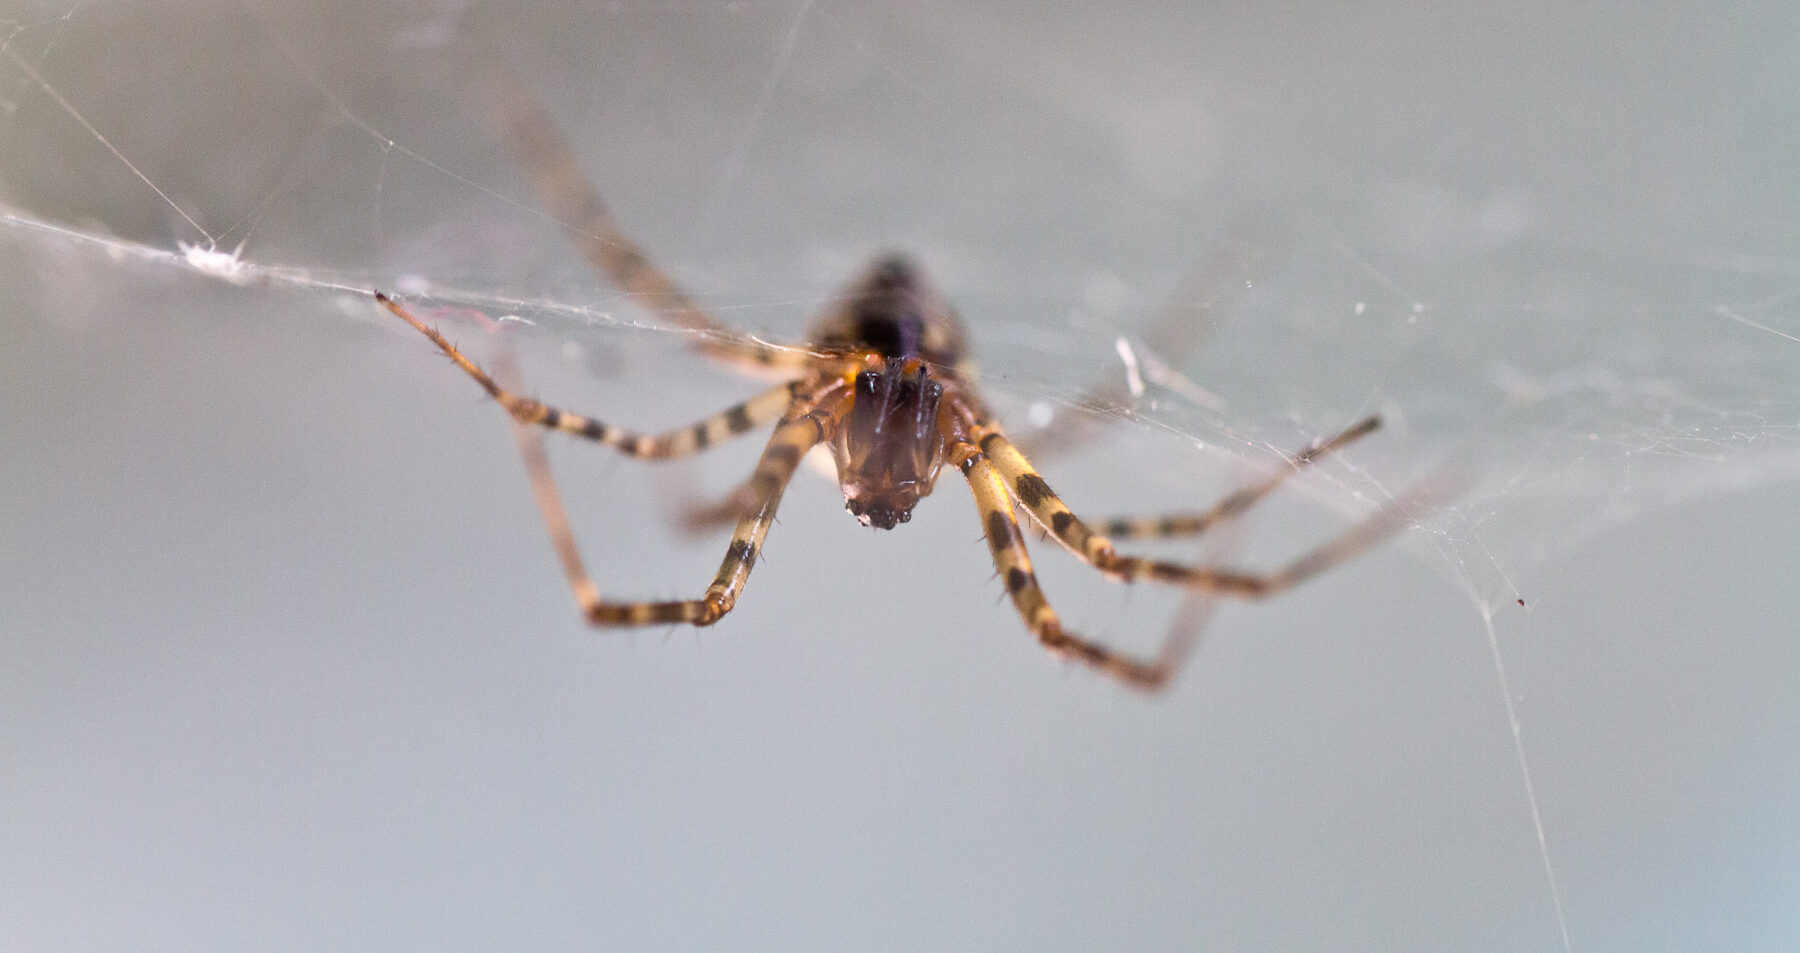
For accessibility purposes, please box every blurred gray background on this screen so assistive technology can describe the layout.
[4,2,1798,950]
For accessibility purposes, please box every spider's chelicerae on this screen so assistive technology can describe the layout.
[378,64,1434,690]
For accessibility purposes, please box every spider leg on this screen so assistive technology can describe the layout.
[958,447,1183,690]
[1090,416,1381,540]
[669,480,774,537]
[379,293,798,459]
[463,55,807,372]
[664,443,836,536]
[1015,217,1272,459]
[508,386,840,626]
[976,426,1443,598]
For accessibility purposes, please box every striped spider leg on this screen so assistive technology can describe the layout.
[978,424,1441,598]
[1029,415,1383,687]
[379,292,850,626]
[1087,415,1383,542]
[460,52,811,375]
[946,408,1436,690]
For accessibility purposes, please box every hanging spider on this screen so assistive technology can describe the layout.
[377,61,1434,690]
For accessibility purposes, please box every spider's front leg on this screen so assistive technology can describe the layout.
[955,444,1183,690]
[378,292,799,460]
[977,426,1441,598]
[510,386,844,626]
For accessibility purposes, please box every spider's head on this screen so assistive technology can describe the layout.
[833,366,947,530]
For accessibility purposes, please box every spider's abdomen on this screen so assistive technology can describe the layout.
[812,254,966,366]
[850,294,925,358]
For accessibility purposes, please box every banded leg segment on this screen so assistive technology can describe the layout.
[978,425,1432,598]
[959,449,1180,689]
[1091,416,1381,540]
[511,391,834,627]
[690,409,835,622]
[379,293,798,459]
[464,56,804,370]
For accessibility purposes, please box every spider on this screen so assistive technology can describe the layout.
[376,61,1434,690]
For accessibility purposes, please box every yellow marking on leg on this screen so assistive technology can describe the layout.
[505,392,726,626]
[963,452,1060,634]
[976,429,1108,563]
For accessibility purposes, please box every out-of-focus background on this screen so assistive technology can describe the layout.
[4,2,1797,950]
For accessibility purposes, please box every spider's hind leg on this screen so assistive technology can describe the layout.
[458,54,807,372]
[1014,217,1274,460]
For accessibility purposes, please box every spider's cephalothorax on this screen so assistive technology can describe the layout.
[816,255,963,529]
[383,60,1436,689]
[834,364,947,528]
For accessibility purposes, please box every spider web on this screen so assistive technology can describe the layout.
[4,3,1799,952]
